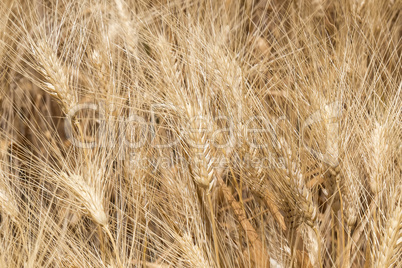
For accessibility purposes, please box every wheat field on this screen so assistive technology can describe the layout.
[0,0,401,267]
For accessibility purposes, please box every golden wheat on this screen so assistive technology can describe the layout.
[0,0,400,267]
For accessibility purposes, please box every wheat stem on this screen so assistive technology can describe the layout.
[207,193,221,268]
[103,226,123,268]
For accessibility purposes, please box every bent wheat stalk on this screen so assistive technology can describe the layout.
[217,175,270,267]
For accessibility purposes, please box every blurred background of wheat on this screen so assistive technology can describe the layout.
[0,0,401,267]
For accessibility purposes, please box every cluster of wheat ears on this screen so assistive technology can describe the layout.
[0,0,401,267]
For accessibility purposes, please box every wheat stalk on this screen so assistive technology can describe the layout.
[217,175,271,267]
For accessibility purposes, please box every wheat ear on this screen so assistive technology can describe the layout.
[61,172,122,267]
[182,103,221,267]
[30,41,76,114]
[0,183,28,255]
[376,205,402,267]
[0,188,19,220]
